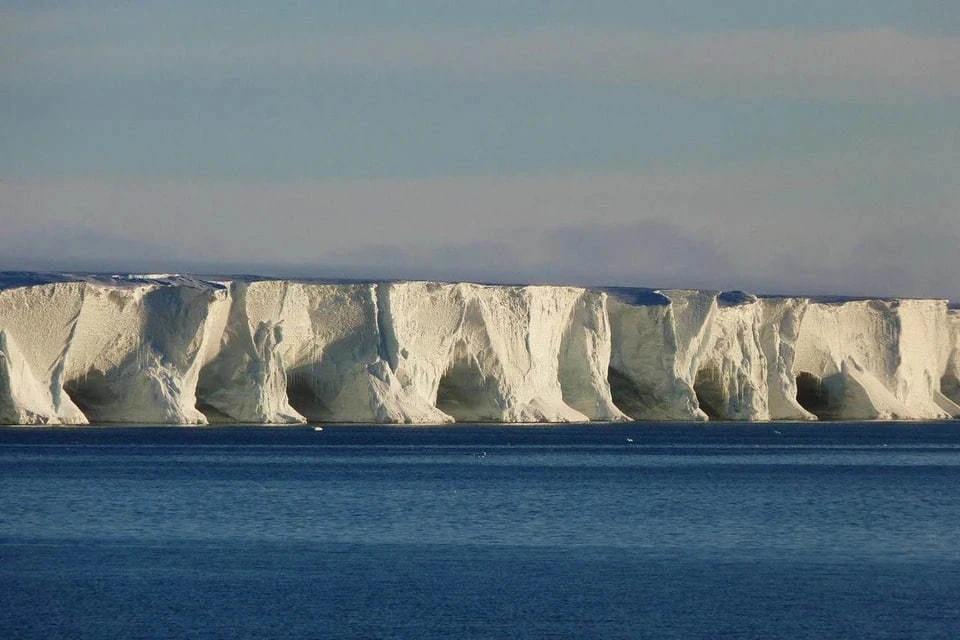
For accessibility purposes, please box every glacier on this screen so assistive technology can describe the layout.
[0,273,958,425]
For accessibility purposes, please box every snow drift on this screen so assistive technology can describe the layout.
[0,273,956,424]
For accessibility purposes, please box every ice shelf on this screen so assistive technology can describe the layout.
[1,274,958,424]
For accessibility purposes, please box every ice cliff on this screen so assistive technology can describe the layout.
[1,273,957,424]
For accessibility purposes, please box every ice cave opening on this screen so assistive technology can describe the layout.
[693,366,727,420]
[606,366,645,420]
[63,371,112,422]
[193,399,234,423]
[285,368,330,421]
[795,371,835,420]
[194,368,237,423]
[435,354,502,422]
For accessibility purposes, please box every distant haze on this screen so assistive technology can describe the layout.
[2,2,958,300]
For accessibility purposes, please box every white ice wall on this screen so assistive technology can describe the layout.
[200,280,449,423]
[606,289,714,420]
[0,274,956,424]
[557,290,626,421]
[0,277,229,424]
[384,282,624,422]
[760,298,816,420]
[195,281,303,423]
[0,283,87,424]
[61,282,223,424]
[694,294,770,420]
[792,299,955,420]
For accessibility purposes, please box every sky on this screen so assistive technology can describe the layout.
[2,1,958,299]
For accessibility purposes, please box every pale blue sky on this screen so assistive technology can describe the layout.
[1,1,958,298]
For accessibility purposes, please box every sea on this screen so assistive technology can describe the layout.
[2,422,960,639]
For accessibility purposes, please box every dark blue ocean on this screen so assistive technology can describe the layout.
[2,423,960,639]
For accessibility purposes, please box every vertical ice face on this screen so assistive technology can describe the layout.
[59,280,225,424]
[760,298,817,420]
[196,281,304,423]
[0,283,89,424]
[606,291,957,423]
[378,281,463,420]
[606,289,715,420]
[0,274,957,425]
[0,330,64,424]
[792,299,954,420]
[896,300,957,417]
[693,292,770,421]
[225,280,449,423]
[385,282,620,422]
[0,278,230,424]
[557,291,627,421]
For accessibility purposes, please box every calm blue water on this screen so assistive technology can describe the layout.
[2,422,960,639]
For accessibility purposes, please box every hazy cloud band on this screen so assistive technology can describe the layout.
[5,20,959,100]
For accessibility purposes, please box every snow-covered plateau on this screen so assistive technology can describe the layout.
[1,273,958,425]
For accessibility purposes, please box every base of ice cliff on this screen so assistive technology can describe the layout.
[1,273,957,424]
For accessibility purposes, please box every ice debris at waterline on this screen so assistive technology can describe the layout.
[0,273,958,425]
